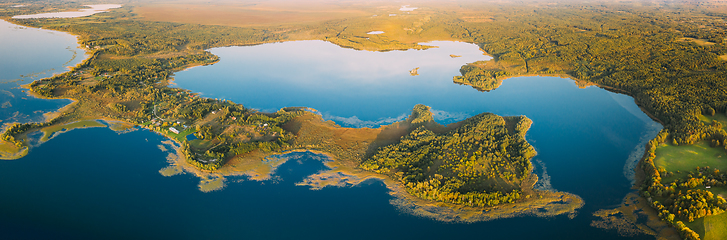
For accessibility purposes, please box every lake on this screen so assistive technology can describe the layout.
[1,21,661,239]
[0,19,81,124]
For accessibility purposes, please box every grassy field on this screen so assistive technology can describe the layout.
[0,140,19,153]
[676,37,717,46]
[703,213,727,240]
[654,141,727,182]
[654,140,727,240]
[686,211,727,240]
[685,217,707,239]
[140,121,196,143]
[710,186,727,198]
[188,139,213,150]
[157,126,194,143]
[0,140,25,160]
[133,1,372,27]
[699,114,727,131]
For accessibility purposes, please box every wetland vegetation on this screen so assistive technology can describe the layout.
[3,0,727,238]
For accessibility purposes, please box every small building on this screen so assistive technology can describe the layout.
[169,127,180,134]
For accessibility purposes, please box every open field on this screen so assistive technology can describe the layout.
[654,141,727,182]
[141,122,194,143]
[133,1,373,27]
[653,140,727,239]
[676,37,717,46]
[711,186,727,198]
[0,140,24,160]
[704,212,727,240]
[188,139,213,150]
[699,114,727,131]
[686,211,727,240]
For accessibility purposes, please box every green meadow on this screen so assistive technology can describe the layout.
[654,141,727,183]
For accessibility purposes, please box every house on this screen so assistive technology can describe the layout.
[169,127,180,134]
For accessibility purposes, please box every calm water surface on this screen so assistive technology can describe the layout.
[0,19,81,123]
[1,22,661,239]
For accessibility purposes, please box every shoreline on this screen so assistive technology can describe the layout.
[489,71,666,126]
[1,17,640,223]
[298,155,584,223]
[468,68,673,231]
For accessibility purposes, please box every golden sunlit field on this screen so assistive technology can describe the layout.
[133,0,376,27]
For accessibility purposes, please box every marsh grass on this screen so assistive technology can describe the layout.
[0,140,26,160]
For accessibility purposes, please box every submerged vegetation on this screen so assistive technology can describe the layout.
[3,0,727,235]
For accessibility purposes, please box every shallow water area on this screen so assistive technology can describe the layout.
[11,4,122,19]
[0,20,83,123]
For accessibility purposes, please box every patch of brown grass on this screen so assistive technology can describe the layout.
[676,37,716,46]
[460,15,494,23]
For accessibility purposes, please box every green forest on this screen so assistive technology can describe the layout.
[361,105,536,207]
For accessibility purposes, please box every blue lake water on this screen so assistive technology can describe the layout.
[1,21,662,239]
[0,20,81,124]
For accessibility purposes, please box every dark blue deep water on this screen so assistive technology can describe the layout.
[1,21,661,239]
